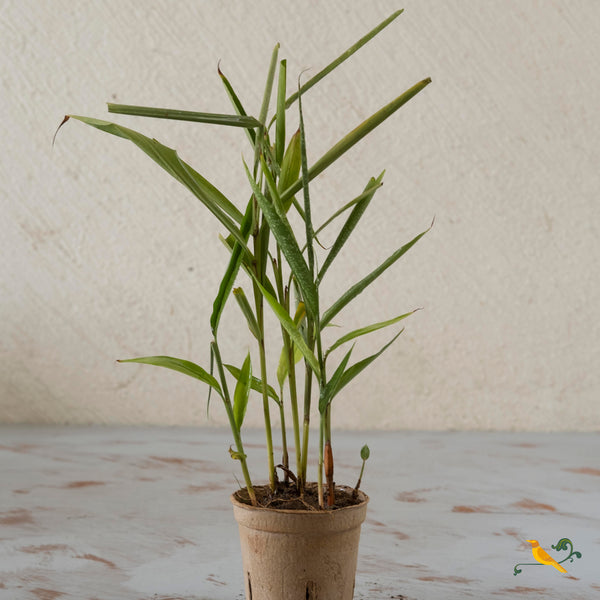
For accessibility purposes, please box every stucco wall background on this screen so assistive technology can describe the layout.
[2,0,598,430]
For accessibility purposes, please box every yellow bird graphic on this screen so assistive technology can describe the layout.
[526,540,567,573]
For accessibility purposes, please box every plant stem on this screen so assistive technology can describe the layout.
[278,399,289,483]
[324,404,334,506]
[211,340,256,506]
[300,318,315,494]
[272,253,302,486]
[252,220,276,491]
[353,461,365,497]
[286,337,302,484]
[282,282,302,487]
[318,417,324,509]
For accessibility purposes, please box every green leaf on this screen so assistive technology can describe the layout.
[107,104,261,128]
[276,302,306,387]
[319,345,354,413]
[233,287,261,339]
[277,130,301,212]
[252,43,280,168]
[280,78,432,204]
[65,116,249,250]
[322,222,432,328]
[360,445,370,461]
[225,363,280,403]
[297,85,316,279]
[218,63,256,146]
[232,353,252,429]
[251,277,320,377]
[314,177,383,237]
[285,10,404,108]
[211,200,254,335]
[337,330,404,393]
[275,59,287,166]
[277,343,304,388]
[259,44,280,127]
[229,446,247,460]
[117,355,222,396]
[326,308,421,356]
[318,172,384,282]
[219,232,278,299]
[246,158,319,320]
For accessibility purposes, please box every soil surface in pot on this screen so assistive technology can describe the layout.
[234,482,363,510]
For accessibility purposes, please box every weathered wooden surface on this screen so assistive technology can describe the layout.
[1,426,598,599]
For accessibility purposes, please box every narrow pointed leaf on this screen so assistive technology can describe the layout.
[226,364,279,403]
[326,309,420,356]
[219,232,278,299]
[246,158,319,320]
[277,130,301,212]
[232,353,252,429]
[118,355,222,396]
[285,10,404,108]
[276,302,306,387]
[218,63,256,146]
[107,104,261,128]
[275,59,287,166]
[337,330,404,393]
[207,345,215,416]
[297,86,316,279]
[66,116,249,249]
[233,287,261,339]
[322,222,432,327]
[259,44,280,127]
[251,277,320,377]
[252,43,279,168]
[280,78,432,204]
[277,343,304,388]
[319,345,354,413]
[211,200,254,335]
[314,177,383,237]
[318,172,384,282]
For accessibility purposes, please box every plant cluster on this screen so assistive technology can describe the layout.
[59,10,431,508]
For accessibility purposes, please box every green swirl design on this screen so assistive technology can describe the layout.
[513,562,538,576]
[552,538,583,564]
[513,537,582,575]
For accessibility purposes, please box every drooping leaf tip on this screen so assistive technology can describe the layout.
[217,59,224,77]
[52,115,70,147]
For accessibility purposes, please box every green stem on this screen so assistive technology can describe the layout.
[211,340,256,506]
[300,319,315,493]
[273,253,302,484]
[318,416,324,508]
[278,399,289,483]
[287,338,302,484]
[252,225,276,491]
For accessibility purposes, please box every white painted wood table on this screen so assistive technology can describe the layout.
[1,426,598,599]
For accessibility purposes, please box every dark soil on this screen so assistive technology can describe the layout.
[233,482,364,511]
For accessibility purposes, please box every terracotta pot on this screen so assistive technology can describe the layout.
[231,488,369,600]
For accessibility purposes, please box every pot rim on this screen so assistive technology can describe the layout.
[230,486,369,515]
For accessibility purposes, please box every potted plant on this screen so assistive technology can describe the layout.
[57,9,431,599]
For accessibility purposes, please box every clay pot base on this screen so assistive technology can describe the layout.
[233,482,363,511]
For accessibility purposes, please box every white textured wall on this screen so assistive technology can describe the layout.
[2,1,599,430]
